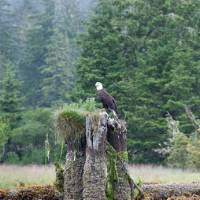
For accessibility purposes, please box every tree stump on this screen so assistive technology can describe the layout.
[64,138,85,200]
[107,121,132,200]
[83,112,108,200]
[58,110,135,200]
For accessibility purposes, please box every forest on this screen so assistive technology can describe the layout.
[0,0,200,171]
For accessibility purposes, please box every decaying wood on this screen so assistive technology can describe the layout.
[107,119,127,152]
[107,120,133,200]
[2,183,200,200]
[64,137,85,200]
[63,111,136,200]
[142,183,200,199]
[83,112,108,200]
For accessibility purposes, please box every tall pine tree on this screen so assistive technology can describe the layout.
[40,0,81,106]
[41,28,73,106]
[129,0,200,163]
[0,62,22,162]
[20,0,54,107]
[75,0,200,163]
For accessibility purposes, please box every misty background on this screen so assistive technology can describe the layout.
[1,0,200,170]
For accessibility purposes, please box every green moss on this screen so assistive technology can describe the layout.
[106,145,118,180]
[106,144,129,200]
[134,179,143,200]
[106,144,117,200]
[118,151,128,162]
[106,181,114,200]
[54,162,64,192]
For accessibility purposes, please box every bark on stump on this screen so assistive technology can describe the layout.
[64,139,85,200]
[62,111,134,200]
[107,121,132,200]
[83,112,108,200]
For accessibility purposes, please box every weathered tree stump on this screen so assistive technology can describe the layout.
[57,110,135,200]
[107,120,132,200]
[83,112,108,200]
[64,139,85,200]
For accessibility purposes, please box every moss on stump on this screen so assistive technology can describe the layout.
[55,106,136,200]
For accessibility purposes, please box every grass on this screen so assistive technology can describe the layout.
[0,165,55,189]
[128,164,200,184]
[54,98,98,142]
[1,164,200,189]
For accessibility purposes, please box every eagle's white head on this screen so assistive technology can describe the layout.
[95,82,103,91]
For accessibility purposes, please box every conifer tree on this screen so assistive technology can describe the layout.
[41,28,73,106]
[75,0,135,102]
[20,0,54,106]
[40,0,81,106]
[129,0,200,162]
[0,0,18,63]
[75,0,200,163]
[0,62,22,162]
[0,63,21,116]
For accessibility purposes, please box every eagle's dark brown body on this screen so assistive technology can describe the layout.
[97,89,118,113]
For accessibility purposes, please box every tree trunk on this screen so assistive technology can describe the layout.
[62,111,136,200]
[0,138,10,163]
[108,120,133,200]
[64,137,85,200]
[83,112,108,200]
[142,183,200,199]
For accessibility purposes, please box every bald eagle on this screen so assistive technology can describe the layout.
[95,82,118,118]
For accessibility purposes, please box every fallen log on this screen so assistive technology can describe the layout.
[142,183,200,200]
[0,186,62,200]
[1,183,200,200]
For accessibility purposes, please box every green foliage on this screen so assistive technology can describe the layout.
[1,0,200,166]
[20,0,55,106]
[167,133,190,169]
[0,0,18,62]
[0,62,22,162]
[18,0,81,107]
[0,108,64,164]
[41,28,73,106]
[0,62,22,115]
[9,108,54,164]
[167,127,200,170]
[187,139,200,169]
[0,119,9,148]
[19,148,46,165]
[0,0,92,165]
[75,0,200,164]
[6,152,20,164]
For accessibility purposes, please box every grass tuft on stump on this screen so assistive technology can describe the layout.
[55,98,98,142]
